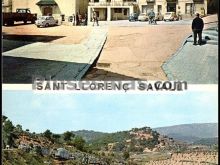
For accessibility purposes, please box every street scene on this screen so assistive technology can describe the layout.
[2,0,218,83]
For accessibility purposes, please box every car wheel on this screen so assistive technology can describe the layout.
[45,23,49,27]
[37,25,40,28]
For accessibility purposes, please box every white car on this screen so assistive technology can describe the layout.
[155,12,164,21]
[35,16,58,27]
[164,12,179,21]
[138,13,149,21]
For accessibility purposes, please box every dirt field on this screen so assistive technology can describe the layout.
[84,25,192,80]
[2,23,91,44]
[84,14,218,80]
[145,152,218,165]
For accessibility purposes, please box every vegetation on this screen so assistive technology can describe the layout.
[2,115,218,165]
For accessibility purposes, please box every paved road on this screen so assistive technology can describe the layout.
[2,15,218,83]
[84,24,192,80]
[88,19,193,27]
[84,14,218,83]
[163,27,218,84]
[3,27,107,83]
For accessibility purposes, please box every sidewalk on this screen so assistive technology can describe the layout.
[3,27,107,83]
[162,26,218,84]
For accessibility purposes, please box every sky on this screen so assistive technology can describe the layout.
[2,90,218,134]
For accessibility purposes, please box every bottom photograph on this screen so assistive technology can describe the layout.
[2,91,218,165]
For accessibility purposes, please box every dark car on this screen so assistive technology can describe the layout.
[129,13,139,21]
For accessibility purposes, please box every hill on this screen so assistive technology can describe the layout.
[154,123,218,143]
[193,137,218,146]
[72,130,107,142]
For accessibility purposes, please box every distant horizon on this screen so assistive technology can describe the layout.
[3,115,218,134]
[3,91,218,134]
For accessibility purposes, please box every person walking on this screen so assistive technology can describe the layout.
[76,12,79,26]
[148,9,156,24]
[72,14,75,26]
[192,13,204,45]
[93,11,99,26]
[84,13,88,26]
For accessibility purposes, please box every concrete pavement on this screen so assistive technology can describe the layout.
[162,26,218,84]
[3,27,107,83]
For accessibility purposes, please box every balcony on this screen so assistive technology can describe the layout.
[89,1,137,6]
[146,0,155,3]
[89,2,110,6]
[193,0,204,3]
[166,0,178,2]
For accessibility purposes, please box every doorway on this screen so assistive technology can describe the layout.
[43,7,52,16]
[167,3,176,12]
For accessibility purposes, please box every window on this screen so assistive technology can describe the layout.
[114,8,122,13]
[124,9,128,15]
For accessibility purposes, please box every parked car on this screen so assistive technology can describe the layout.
[155,12,164,21]
[164,12,179,21]
[3,8,37,26]
[129,13,139,21]
[35,16,58,27]
[138,13,149,21]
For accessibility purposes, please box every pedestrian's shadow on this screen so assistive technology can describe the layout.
[200,40,207,45]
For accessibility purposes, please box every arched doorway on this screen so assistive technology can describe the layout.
[43,7,52,16]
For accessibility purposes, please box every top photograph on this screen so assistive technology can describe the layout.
[2,0,218,84]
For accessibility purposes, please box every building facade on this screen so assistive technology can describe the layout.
[139,0,207,16]
[2,0,208,22]
[2,0,12,12]
[2,0,88,20]
[88,0,207,21]
[88,0,139,21]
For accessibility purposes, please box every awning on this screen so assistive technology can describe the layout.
[193,0,204,3]
[36,0,57,6]
[166,0,177,2]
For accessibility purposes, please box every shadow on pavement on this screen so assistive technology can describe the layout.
[2,34,65,52]
[3,22,34,27]
[3,56,141,83]
[3,34,65,43]
[83,67,141,81]
[3,56,90,84]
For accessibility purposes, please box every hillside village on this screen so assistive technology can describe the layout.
[2,116,218,165]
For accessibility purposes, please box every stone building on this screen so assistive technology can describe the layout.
[2,0,88,20]
[88,0,139,21]
[88,0,208,22]
[2,0,209,22]
[2,0,12,12]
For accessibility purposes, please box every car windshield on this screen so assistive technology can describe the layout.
[38,17,46,20]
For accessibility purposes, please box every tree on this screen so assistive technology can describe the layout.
[123,151,130,160]
[15,124,23,132]
[52,134,61,143]
[73,136,86,151]
[63,131,75,141]
[2,115,8,122]
[3,119,15,147]
[43,129,53,139]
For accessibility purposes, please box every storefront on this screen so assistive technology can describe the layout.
[36,0,58,16]
[166,0,177,12]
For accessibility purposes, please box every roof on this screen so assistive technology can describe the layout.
[36,0,57,6]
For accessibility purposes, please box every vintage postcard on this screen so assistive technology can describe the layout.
[1,0,219,165]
